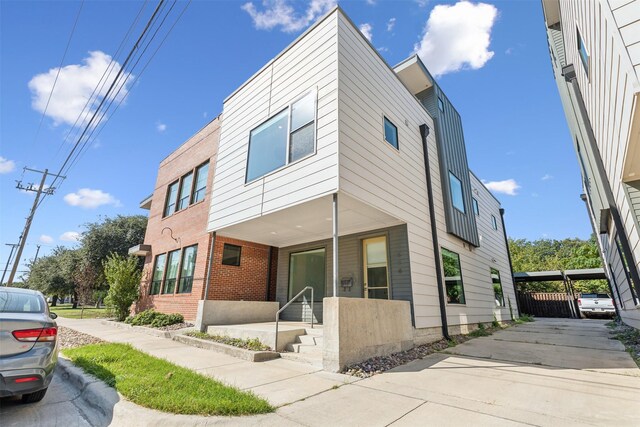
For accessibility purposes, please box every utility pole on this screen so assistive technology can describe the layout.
[33,245,42,263]
[1,243,19,285]
[7,168,64,286]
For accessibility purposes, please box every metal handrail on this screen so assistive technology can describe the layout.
[274,286,314,352]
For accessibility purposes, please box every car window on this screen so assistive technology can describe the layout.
[581,293,597,298]
[596,293,610,299]
[0,292,45,313]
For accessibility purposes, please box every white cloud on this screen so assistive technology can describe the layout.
[359,23,373,42]
[156,122,167,132]
[414,1,498,77]
[387,18,396,32]
[416,0,429,7]
[505,47,514,55]
[60,231,81,242]
[482,179,520,196]
[0,156,16,174]
[28,51,133,126]
[39,235,54,244]
[541,174,553,181]
[366,0,376,5]
[241,0,336,33]
[378,47,389,53]
[64,188,121,209]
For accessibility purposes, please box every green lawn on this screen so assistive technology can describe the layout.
[63,343,274,415]
[50,304,111,319]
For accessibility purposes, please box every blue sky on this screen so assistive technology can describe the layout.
[0,0,589,278]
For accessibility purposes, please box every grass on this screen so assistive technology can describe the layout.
[185,331,271,351]
[468,323,492,337]
[63,343,274,415]
[514,313,535,324]
[50,304,112,319]
[608,318,640,367]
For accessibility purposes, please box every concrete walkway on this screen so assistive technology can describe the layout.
[58,317,640,426]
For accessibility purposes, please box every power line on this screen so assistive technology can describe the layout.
[32,0,84,148]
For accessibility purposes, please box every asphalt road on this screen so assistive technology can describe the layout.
[0,370,95,427]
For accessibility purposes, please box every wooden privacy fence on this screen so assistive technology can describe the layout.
[517,292,578,318]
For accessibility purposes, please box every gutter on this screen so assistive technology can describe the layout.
[420,124,450,340]
[202,232,217,301]
[499,208,521,317]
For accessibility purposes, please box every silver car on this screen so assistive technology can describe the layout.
[0,287,59,403]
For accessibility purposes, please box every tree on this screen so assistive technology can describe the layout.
[27,247,75,304]
[104,254,141,321]
[81,215,147,290]
[509,235,608,293]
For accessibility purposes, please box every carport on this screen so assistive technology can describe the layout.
[514,268,609,318]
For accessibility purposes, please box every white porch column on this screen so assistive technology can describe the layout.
[332,192,339,297]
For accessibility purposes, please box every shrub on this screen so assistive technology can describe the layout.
[126,309,184,328]
[185,331,271,351]
[103,255,141,321]
[492,316,500,328]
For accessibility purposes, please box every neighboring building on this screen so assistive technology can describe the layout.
[206,7,518,370]
[542,0,640,328]
[132,118,277,321]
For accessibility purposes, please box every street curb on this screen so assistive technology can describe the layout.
[57,358,120,426]
[173,334,280,362]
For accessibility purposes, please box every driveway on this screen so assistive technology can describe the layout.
[25,317,639,426]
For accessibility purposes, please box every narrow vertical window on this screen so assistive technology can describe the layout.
[472,198,480,216]
[383,117,399,149]
[449,172,465,213]
[177,245,197,294]
[162,250,181,294]
[491,215,498,230]
[289,92,316,162]
[442,248,465,304]
[577,29,589,77]
[150,254,166,295]
[163,182,178,217]
[615,236,639,304]
[177,172,194,211]
[437,97,444,112]
[192,162,209,204]
[491,268,504,306]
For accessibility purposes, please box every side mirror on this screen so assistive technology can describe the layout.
[50,312,58,320]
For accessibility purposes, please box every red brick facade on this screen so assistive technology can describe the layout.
[135,117,277,321]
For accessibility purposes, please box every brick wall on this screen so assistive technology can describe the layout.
[134,117,279,321]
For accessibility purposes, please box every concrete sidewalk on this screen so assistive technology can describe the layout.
[59,317,640,426]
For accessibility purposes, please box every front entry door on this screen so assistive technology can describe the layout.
[363,236,390,299]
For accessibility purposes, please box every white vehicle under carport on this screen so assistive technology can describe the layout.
[577,293,615,318]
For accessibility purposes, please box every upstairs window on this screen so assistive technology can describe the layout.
[491,215,498,230]
[577,29,589,77]
[246,90,317,183]
[437,97,444,113]
[383,117,399,149]
[177,171,194,211]
[163,182,178,217]
[449,172,465,213]
[192,162,209,204]
[472,198,480,216]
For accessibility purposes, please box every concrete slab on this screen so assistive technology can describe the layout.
[277,383,423,427]
[197,360,319,390]
[442,336,639,374]
[490,329,624,351]
[390,401,530,427]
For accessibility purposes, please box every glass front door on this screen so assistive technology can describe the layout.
[363,236,390,299]
[289,248,325,301]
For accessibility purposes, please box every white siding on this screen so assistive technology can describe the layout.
[208,13,339,231]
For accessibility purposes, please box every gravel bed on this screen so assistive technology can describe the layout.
[342,335,472,378]
[155,322,194,331]
[609,319,640,367]
[58,326,103,349]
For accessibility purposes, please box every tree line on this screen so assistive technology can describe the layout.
[23,215,147,307]
[509,235,608,294]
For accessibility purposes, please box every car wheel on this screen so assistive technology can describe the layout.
[21,388,48,404]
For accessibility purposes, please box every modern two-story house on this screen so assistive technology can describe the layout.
[202,7,518,370]
[542,0,640,329]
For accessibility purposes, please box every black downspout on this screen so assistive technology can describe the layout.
[420,124,450,340]
[265,246,273,301]
[563,64,640,298]
[499,208,521,317]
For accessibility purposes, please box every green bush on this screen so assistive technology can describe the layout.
[126,309,184,328]
[185,331,271,351]
[103,255,141,322]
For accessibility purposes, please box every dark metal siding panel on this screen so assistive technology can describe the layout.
[417,86,480,247]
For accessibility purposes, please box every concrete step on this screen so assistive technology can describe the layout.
[286,342,323,354]
[280,351,323,368]
[297,334,323,346]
